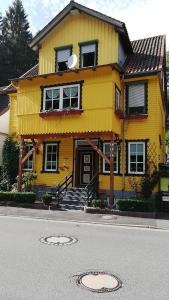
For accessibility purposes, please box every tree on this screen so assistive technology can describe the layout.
[2,136,19,185]
[0,0,37,86]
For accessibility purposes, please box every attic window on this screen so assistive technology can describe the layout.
[55,46,72,72]
[79,41,98,68]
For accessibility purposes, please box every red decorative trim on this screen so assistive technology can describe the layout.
[125,114,148,120]
[39,109,83,118]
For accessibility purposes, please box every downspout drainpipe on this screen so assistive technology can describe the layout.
[121,74,125,198]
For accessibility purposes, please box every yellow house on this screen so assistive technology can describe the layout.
[6,1,166,206]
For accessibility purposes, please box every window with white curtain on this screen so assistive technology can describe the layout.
[128,142,145,174]
[42,84,80,111]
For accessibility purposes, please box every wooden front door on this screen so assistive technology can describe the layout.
[80,151,93,185]
[75,149,97,187]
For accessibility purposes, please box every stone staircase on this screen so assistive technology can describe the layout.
[60,187,87,210]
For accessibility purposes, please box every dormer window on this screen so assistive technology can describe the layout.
[55,46,72,72]
[79,41,98,68]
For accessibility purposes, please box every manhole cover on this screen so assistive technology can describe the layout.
[76,271,122,293]
[40,235,78,246]
[102,215,114,220]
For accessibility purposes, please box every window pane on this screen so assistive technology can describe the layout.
[53,89,60,99]
[137,163,143,172]
[53,100,59,110]
[137,155,143,162]
[137,144,143,153]
[46,90,52,99]
[130,163,136,172]
[45,101,52,110]
[71,98,78,108]
[63,88,70,98]
[130,144,136,154]
[130,155,136,162]
[82,52,95,67]
[63,98,70,109]
[71,87,78,97]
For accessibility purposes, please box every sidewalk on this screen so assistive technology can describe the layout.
[0,206,169,230]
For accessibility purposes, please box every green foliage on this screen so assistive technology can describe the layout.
[92,199,108,209]
[166,51,169,67]
[0,192,36,205]
[0,0,37,86]
[116,199,155,212]
[22,171,37,191]
[42,193,53,206]
[140,170,159,199]
[2,136,19,185]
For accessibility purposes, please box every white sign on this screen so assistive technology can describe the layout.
[162,196,169,202]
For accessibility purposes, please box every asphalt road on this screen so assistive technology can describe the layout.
[0,216,168,300]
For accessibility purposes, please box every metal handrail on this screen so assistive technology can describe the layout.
[84,172,99,205]
[55,172,73,203]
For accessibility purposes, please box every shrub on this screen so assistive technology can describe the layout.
[2,137,19,185]
[92,199,107,209]
[0,192,36,205]
[116,199,155,212]
[42,193,53,206]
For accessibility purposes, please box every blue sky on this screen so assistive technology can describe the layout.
[1,0,169,48]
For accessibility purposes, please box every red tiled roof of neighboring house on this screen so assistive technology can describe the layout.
[124,35,165,76]
[20,64,39,78]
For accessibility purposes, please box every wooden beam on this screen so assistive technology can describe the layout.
[85,138,110,164]
[22,139,43,165]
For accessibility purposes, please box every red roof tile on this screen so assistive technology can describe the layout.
[125,35,165,76]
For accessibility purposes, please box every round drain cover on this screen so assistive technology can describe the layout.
[40,235,78,246]
[76,271,122,293]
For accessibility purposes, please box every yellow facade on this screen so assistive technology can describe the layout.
[9,7,166,197]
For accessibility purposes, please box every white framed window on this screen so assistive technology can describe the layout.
[56,47,72,71]
[80,42,98,67]
[126,82,147,115]
[44,143,58,172]
[103,143,118,174]
[115,86,121,111]
[24,144,33,171]
[128,142,145,174]
[42,84,80,112]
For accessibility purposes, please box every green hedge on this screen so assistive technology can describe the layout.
[116,199,155,212]
[0,192,36,204]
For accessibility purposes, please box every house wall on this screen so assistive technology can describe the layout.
[39,13,118,74]
[0,109,9,134]
[10,67,122,136]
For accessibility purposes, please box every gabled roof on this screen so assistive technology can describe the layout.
[30,0,132,52]
[124,35,165,77]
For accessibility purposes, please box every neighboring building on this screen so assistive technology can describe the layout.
[7,1,166,202]
[0,89,9,166]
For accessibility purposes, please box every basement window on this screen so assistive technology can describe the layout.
[80,41,98,68]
